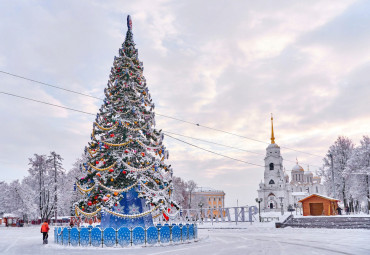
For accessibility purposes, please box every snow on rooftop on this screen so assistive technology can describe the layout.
[292,192,308,196]
[194,187,224,193]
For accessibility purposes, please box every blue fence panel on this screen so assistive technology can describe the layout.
[160,226,170,243]
[54,228,57,243]
[132,227,145,246]
[171,225,181,243]
[70,227,79,246]
[91,228,102,247]
[80,228,90,246]
[181,225,188,241]
[103,227,116,247]
[57,227,62,244]
[146,226,158,245]
[117,227,131,247]
[62,227,69,246]
[188,224,194,240]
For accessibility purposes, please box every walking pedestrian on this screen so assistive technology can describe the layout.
[41,219,49,244]
[337,206,342,215]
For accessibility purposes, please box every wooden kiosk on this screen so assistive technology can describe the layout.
[299,194,340,216]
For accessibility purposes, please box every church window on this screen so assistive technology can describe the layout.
[300,187,302,192]
[316,186,318,193]
[269,179,275,184]
[269,163,274,170]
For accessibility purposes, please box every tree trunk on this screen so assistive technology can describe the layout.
[53,154,58,223]
[39,163,42,220]
[367,175,370,214]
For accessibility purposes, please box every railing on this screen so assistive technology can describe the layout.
[177,206,258,223]
[54,223,197,247]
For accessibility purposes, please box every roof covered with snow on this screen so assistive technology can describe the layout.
[194,187,224,193]
[298,193,340,202]
[292,164,304,171]
[292,192,309,196]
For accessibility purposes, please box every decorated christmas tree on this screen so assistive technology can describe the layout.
[74,15,179,229]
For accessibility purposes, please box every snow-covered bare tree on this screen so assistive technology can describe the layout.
[321,136,354,206]
[47,151,64,221]
[26,154,56,220]
[57,155,85,216]
[345,136,370,213]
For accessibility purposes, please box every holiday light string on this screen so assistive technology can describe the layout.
[75,206,101,217]
[139,180,170,194]
[88,162,117,171]
[100,140,132,147]
[102,204,160,219]
[75,181,95,193]
[94,121,118,131]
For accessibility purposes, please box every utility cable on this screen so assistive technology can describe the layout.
[165,133,265,168]
[0,91,95,116]
[0,91,263,166]
[0,91,322,169]
[0,70,323,158]
[163,130,322,169]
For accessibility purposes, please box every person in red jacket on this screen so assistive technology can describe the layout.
[41,220,49,244]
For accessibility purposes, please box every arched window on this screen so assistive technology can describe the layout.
[269,163,274,170]
[316,186,318,193]
[269,179,275,184]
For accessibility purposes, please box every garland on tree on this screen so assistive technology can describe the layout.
[74,15,179,220]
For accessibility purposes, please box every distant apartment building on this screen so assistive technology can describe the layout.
[192,187,225,218]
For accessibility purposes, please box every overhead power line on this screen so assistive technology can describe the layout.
[165,134,265,168]
[0,91,95,116]
[163,131,322,168]
[0,90,322,169]
[0,91,262,166]
[0,70,102,100]
[0,70,323,158]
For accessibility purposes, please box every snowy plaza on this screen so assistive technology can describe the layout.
[2,2,370,255]
[0,223,369,255]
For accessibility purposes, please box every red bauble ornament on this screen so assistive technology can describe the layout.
[96,173,101,177]
[88,201,92,206]
[141,152,145,156]
[163,212,169,221]
[122,170,127,174]
[109,169,114,173]
[110,134,114,137]
[96,161,99,164]
[115,203,118,206]
[124,150,129,154]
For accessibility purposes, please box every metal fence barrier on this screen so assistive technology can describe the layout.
[54,223,197,247]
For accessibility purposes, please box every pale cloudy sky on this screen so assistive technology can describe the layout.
[1,0,369,207]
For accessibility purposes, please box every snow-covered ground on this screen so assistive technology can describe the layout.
[0,223,369,255]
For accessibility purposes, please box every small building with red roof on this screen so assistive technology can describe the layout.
[299,194,340,216]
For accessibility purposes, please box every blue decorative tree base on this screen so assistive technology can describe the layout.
[100,189,153,229]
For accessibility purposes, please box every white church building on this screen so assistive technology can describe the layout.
[257,116,325,211]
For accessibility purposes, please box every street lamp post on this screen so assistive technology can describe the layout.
[278,197,284,215]
[255,198,263,222]
[294,203,297,215]
[198,202,204,223]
